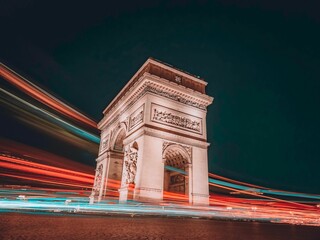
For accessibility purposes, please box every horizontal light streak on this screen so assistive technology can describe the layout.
[0,154,94,190]
[0,173,92,189]
[0,154,94,179]
[0,197,318,226]
[164,165,320,201]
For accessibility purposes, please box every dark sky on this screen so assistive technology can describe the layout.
[1,0,320,194]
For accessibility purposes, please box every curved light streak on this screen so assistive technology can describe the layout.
[0,88,99,144]
[0,63,96,128]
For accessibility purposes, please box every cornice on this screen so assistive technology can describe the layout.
[98,75,213,129]
[102,58,213,115]
[147,58,207,85]
[146,73,213,106]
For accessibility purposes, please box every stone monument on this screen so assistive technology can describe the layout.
[90,58,213,205]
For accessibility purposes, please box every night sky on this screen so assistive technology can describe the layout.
[1,0,319,194]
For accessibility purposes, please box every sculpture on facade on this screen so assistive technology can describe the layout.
[124,148,138,184]
[153,108,201,132]
[92,164,103,194]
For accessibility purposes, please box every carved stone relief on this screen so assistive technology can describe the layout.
[100,135,109,153]
[111,122,125,138]
[109,121,128,152]
[129,105,144,131]
[174,75,182,83]
[93,164,103,195]
[103,82,207,131]
[151,103,202,134]
[123,148,138,184]
[147,85,206,110]
[163,141,192,161]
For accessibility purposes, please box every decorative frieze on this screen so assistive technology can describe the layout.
[147,85,207,110]
[129,104,144,131]
[153,109,200,132]
[151,103,202,134]
[100,134,109,153]
[101,81,208,131]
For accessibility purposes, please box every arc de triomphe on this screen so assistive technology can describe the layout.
[90,58,213,205]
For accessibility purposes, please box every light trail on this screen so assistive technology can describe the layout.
[0,62,96,128]
[2,62,318,203]
[0,154,94,179]
[208,182,316,210]
[0,139,93,173]
[166,165,320,201]
[0,161,92,184]
[208,172,271,189]
[0,173,92,189]
[0,88,100,144]
[0,154,94,189]
[1,62,319,226]
[1,141,318,225]
[0,194,319,226]
[208,178,320,200]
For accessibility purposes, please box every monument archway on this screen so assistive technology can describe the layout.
[107,127,126,192]
[90,58,213,205]
[163,143,191,202]
[113,128,126,152]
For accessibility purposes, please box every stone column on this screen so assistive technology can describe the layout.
[90,152,109,203]
[104,150,124,197]
[119,144,138,203]
[186,163,193,204]
[191,146,209,205]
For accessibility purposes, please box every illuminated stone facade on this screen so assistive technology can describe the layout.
[90,58,213,205]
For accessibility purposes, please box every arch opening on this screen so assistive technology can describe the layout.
[104,127,126,198]
[113,128,126,152]
[163,146,190,202]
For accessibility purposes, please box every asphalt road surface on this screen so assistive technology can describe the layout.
[1,213,319,240]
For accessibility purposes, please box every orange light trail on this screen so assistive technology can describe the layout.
[209,182,317,210]
[0,155,94,179]
[0,154,94,190]
[208,172,271,190]
[0,173,92,189]
[0,161,93,184]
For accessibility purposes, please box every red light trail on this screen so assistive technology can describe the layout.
[0,63,96,128]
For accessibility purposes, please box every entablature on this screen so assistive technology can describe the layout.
[98,75,213,130]
[101,58,213,118]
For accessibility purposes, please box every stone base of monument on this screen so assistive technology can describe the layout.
[191,193,210,205]
[119,183,135,203]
